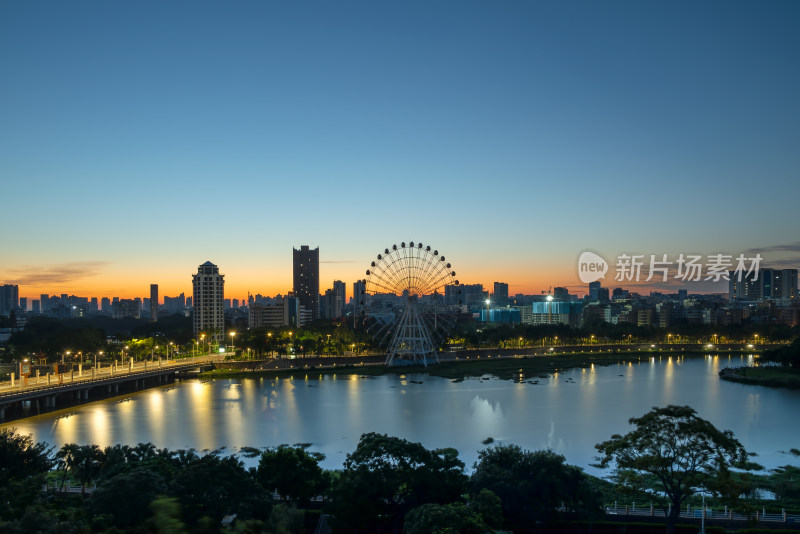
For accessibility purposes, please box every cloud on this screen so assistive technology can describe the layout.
[1,261,111,286]
[745,242,800,255]
[741,242,800,270]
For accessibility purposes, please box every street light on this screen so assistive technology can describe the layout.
[230,332,236,355]
[267,332,273,358]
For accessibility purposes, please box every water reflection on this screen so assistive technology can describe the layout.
[3,356,799,474]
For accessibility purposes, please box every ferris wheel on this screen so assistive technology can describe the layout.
[360,241,461,366]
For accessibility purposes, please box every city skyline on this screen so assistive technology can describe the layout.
[4,245,800,303]
[2,2,799,300]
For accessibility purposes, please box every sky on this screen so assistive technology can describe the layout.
[1,1,799,302]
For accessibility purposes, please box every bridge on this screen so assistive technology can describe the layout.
[0,355,222,422]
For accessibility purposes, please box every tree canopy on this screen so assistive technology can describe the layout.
[256,445,327,505]
[595,405,753,534]
[471,444,600,531]
[329,433,467,533]
[0,428,53,520]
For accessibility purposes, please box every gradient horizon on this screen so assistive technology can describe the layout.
[2,2,798,302]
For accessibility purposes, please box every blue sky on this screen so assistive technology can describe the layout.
[1,1,798,299]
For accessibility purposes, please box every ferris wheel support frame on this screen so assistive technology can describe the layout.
[385,297,440,366]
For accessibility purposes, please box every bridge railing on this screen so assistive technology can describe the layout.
[604,503,800,523]
[0,357,221,400]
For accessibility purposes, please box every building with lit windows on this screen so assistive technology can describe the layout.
[192,261,225,345]
[293,245,320,321]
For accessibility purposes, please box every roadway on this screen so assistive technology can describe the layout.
[0,354,224,398]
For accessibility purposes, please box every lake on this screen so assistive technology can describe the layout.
[4,354,799,474]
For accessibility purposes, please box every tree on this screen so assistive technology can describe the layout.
[147,496,187,534]
[171,454,271,528]
[54,442,79,492]
[89,468,169,528]
[328,433,467,533]
[0,428,53,520]
[470,445,600,531]
[403,502,487,534]
[761,338,800,368]
[470,488,503,530]
[71,444,104,494]
[256,445,326,505]
[594,405,751,534]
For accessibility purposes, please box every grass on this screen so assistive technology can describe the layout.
[719,366,800,389]
[200,351,708,382]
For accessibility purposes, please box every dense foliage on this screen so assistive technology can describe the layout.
[0,420,796,533]
[761,338,800,368]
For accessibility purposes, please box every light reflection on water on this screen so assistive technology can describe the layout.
[3,355,799,474]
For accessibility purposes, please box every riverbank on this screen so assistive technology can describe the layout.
[201,351,713,381]
[719,366,800,389]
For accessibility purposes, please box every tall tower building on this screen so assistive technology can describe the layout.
[192,261,225,345]
[493,282,509,306]
[150,284,159,322]
[0,285,19,316]
[293,246,320,321]
[333,280,346,312]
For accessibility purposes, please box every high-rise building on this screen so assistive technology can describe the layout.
[293,245,320,321]
[729,267,797,302]
[150,284,159,322]
[353,280,366,305]
[193,261,225,345]
[0,285,19,316]
[447,283,483,307]
[493,282,509,306]
[113,299,140,319]
[32,299,40,313]
[772,269,798,300]
[248,296,306,328]
[588,281,601,301]
[322,280,346,319]
[333,280,346,309]
[19,297,27,312]
[164,293,186,314]
[553,286,570,300]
